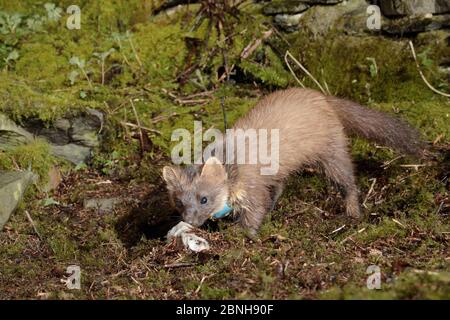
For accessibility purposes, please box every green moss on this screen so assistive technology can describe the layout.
[0,139,55,183]
[286,33,448,104]
[239,46,290,87]
[47,225,79,261]
[199,285,235,299]
[15,43,68,90]
[0,73,97,122]
[321,271,450,299]
[356,219,407,243]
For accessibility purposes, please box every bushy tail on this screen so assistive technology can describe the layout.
[328,97,425,156]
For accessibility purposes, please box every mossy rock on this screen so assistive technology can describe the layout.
[263,1,309,16]
[0,170,37,230]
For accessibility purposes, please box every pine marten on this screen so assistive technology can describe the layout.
[162,88,424,235]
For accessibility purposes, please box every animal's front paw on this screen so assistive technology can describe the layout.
[244,228,259,241]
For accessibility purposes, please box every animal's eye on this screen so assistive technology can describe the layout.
[200,197,208,205]
[175,199,183,208]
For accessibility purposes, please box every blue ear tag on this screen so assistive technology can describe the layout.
[212,203,233,219]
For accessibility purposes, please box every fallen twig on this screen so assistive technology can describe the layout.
[120,121,161,134]
[25,210,42,241]
[194,273,216,294]
[128,35,143,68]
[340,227,366,245]
[163,262,197,269]
[382,155,404,169]
[330,224,346,235]
[409,41,450,98]
[240,29,273,59]
[285,50,327,94]
[399,164,427,171]
[130,99,146,153]
[362,178,377,208]
[392,218,406,229]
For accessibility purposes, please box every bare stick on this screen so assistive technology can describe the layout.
[163,262,196,269]
[194,274,215,294]
[115,37,132,67]
[120,121,161,134]
[129,99,145,153]
[128,36,143,68]
[240,29,273,59]
[409,41,450,98]
[25,210,43,241]
[362,178,377,208]
[392,218,406,229]
[284,51,305,88]
[80,68,93,90]
[329,224,346,235]
[221,97,228,130]
[101,60,105,85]
[285,50,327,94]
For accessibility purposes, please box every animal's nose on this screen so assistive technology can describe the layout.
[183,210,196,224]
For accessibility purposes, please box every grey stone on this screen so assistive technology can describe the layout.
[263,1,309,15]
[297,0,343,3]
[23,109,103,148]
[379,0,450,17]
[154,0,201,15]
[297,0,369,36]
[0,111,101,165]
[275,13,306,32]
[382,13,450,34]
[0,113,33,150]
[70,118,100,147]
[23,118,70,145]
[51,144,91,165]
[54,118,71,132]
[84,197,122,213]
[0,170,37,230]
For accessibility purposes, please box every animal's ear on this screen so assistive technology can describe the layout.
[162,166,181,190]
[201,157,226,181]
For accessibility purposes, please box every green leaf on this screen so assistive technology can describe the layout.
[74,162,87,171]
[79,90,87,99]
[44,3,62,22]
[69,56,85,68]
[68,70,79,85]
[5,49,19,62]
[42,197,60,207]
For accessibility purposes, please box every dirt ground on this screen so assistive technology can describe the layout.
[1,143,449,300]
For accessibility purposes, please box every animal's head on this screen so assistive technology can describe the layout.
[162,157,228,227]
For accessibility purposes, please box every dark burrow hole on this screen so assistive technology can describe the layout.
[114,185,180,248]
[114,184,220,248]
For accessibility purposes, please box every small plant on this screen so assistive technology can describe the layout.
[3,49,19,71]
[177,0,244,86]
[69,56,94,89]
[417,48,434,68]
[26,14,45,32]
[0,11,23,34]
[93,48,116,85]
[111,32,132,66]
[44,3,62,22]
[366,57,378,78]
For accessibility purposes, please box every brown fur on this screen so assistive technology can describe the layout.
[163,88,425,234]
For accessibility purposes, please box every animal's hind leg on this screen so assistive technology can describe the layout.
[269,182,284,212]
[319,144,361,219]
